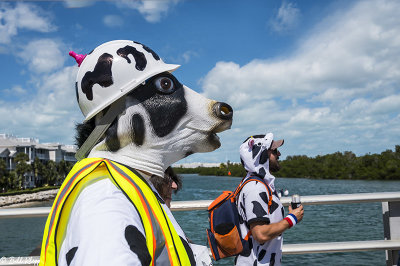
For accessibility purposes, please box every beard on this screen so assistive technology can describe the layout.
[269,161,281,172]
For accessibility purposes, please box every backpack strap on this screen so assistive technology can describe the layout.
[234,176,273,213]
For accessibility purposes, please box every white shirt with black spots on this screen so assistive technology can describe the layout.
[58,178,193,266]
[236,177,285,266]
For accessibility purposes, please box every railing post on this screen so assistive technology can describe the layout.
[382,201,400,266]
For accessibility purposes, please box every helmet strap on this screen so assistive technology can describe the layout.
[75,97,126,160]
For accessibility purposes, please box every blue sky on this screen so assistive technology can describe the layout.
[0,0,399,164]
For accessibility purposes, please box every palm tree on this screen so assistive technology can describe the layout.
[15,152,31,189]
[32,157,45,187]
[0,159,7,192]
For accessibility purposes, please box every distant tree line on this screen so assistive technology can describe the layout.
[175,145,400,180]
[0,153,74,191]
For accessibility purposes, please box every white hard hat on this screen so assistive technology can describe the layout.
[71,40,180,122]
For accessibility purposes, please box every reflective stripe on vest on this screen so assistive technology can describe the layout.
[39,158,191,266]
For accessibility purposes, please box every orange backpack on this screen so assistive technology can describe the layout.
[206,176,273,260]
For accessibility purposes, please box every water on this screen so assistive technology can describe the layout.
[1,175,400,265]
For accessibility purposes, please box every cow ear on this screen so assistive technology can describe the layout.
[248,138,254,149]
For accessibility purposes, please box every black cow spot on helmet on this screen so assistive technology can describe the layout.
[81,53,114,101]
[252,201,267,217]
[134,41,160,61]
[134,42,160,61]
[125,225,151,265]
[117,45,147,71]
[66,246,78,266]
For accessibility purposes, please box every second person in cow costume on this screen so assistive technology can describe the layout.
[39,40,233,266]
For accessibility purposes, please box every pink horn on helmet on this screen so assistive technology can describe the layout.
[69,51,87,67]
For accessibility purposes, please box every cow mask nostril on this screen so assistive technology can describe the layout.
[213,102,233,120]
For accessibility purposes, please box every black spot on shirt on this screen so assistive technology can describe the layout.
[125,225,151,265]
[252,201,267,218]
[281,206,285,217]
[270,200,279,214]
[238,213,244,224]
[81,53,113,101]
[270,252,276,266]
[253,259,257,266]
[258,167,266,178]
[130,113,145,146]
[66,246,78,266]
[259,192,269,205]
[117,45,147,71]
[130,73,187,138]
[258,249,266,261]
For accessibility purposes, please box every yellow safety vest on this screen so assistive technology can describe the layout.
[39,158,192,266]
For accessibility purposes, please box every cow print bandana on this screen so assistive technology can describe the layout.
[239,133,276,191]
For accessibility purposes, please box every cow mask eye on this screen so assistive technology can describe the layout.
[154,76,175,94]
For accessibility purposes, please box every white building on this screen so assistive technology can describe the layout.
[0,134,77,188]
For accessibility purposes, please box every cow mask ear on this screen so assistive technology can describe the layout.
[248,137,254,149]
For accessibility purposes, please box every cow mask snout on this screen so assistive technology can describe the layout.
[213,102,233,121]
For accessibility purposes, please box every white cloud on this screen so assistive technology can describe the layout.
[17,39,66,74]
[116,0,182,23]
[103,15,124,28]
[0,66,83,144]
[0,2,56,44]
[63,0,94,8]
[270,1,301,33]
[2,85,27,96]
[169,50,199,64]
[201,0,400,158]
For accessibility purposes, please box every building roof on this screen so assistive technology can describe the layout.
[0,134,76,153]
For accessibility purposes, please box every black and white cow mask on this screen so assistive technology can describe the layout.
[74,40,233,178]
[239,133,277,190]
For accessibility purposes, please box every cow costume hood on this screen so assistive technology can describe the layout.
[71,40,233,178]
[239,133,283,190]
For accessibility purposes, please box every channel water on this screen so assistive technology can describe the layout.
[1,175,400,266]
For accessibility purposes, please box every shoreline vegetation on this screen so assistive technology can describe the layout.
[1,146,398,206]
[175,145,400,180]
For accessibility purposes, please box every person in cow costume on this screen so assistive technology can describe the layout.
[236,133,304,266]
[39,40,233,266]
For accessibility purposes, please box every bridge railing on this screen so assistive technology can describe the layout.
[1,191,400,265]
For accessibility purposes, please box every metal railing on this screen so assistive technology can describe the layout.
[1,191,400,265]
